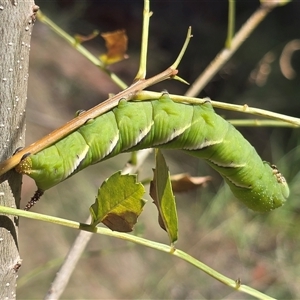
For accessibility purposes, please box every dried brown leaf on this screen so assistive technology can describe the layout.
[171,173,212,193]
[99,29,129,65]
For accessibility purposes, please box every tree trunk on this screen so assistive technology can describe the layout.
[0,0,35,298]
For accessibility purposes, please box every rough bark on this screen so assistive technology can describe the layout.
[0,0,35,298]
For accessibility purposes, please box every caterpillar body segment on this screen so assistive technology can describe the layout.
[16,94,289,212]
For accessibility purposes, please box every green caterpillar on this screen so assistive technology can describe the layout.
[16,93,289,212]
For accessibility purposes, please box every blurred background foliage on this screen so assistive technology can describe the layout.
[18,0,300,299]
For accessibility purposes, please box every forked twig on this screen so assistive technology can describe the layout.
[0,203,277,300]
[185,2,282,97]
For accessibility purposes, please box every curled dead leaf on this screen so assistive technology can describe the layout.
[99,29,129,65]
[171,173,212,193]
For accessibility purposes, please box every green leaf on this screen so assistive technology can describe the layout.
[150,149,178,244]
[90,171,146,232]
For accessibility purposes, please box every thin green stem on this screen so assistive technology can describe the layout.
[0,205,275,299]
[37,11,128,90]
[226,0,235,48]
[185,3,278,97]
[229,119,299,127]
[134,90,300,126]
[171,26,193,70]
[134,0,151,80]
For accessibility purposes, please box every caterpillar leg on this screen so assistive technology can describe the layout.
[15,152,43,210]
[24,189,44,211]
